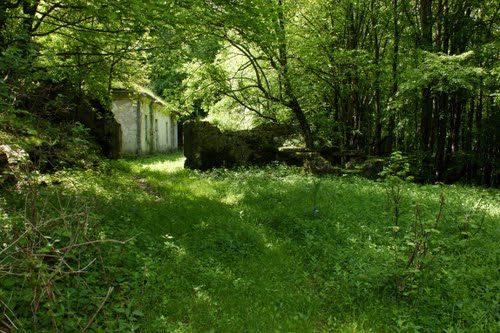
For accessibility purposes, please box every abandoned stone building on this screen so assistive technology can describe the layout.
[111,88,178,155]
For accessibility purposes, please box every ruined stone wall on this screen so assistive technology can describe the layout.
[73,102,122,158]
[0,145,30,187]
[183,121,295,170]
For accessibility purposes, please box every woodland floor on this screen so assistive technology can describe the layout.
[1,152,499,332]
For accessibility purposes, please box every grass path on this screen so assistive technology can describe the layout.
[82,153,499,332]
[103,154,329,332]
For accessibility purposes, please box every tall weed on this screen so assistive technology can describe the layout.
[0,171,142,332]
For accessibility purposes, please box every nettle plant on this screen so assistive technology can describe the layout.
[379,151,444,298]
[379,151,414,229]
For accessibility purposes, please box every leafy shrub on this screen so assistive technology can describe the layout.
[0,111,102,174]
[0,171,144,332]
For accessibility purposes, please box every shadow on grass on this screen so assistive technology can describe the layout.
[85,159,332,331]
[73,154,500,332]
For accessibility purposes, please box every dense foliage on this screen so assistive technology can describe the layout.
[162,0,499,185]
[1,154,498,331]
[1,0,498,184]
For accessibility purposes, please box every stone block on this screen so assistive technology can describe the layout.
[183,121,295,170]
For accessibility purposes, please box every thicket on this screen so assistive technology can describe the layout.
[0,145,150,331]
[0,114,139,331]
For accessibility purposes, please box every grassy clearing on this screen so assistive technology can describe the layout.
[1,153,499,332]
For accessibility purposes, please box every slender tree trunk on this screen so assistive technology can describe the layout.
[333,84,345,148]
[474,90,483,183]
[419,0,434,153]
[445,95,463,178]
[288,95,314,149]
[482,97,494,186]
[388,0,399,153]
[420,0,433,48]
[451,96,463,155]
[435,92,448,180]
[372,0,382,154]
[463,98,474,152]
[276,0,314,149]
[463,98,474,181]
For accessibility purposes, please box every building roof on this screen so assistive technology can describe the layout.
[112,85,167,106]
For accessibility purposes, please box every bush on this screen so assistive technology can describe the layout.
[0,170,143,332]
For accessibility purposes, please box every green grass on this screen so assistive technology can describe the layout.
[1,153,499,332]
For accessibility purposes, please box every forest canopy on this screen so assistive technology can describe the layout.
[1,0,499,185]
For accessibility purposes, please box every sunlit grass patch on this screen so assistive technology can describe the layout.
[126,151,186,173]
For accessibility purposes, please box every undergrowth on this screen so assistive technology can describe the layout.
[1,153,499,332]
[0,110,101,173]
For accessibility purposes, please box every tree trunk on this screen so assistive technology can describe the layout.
[435,92,448,180]
[420,88,433,151]
[419,0,434,153]
[463,98,474,181]
[388,0,399,153]
[372,0,382,154]
[276,0,314,149]
[288,95,314,149]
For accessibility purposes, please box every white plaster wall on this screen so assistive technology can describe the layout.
[155,111,169,152]
[112,93,178,155]
[139,98,150,154]
[149,104,177,152]
[112,97,138,155]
